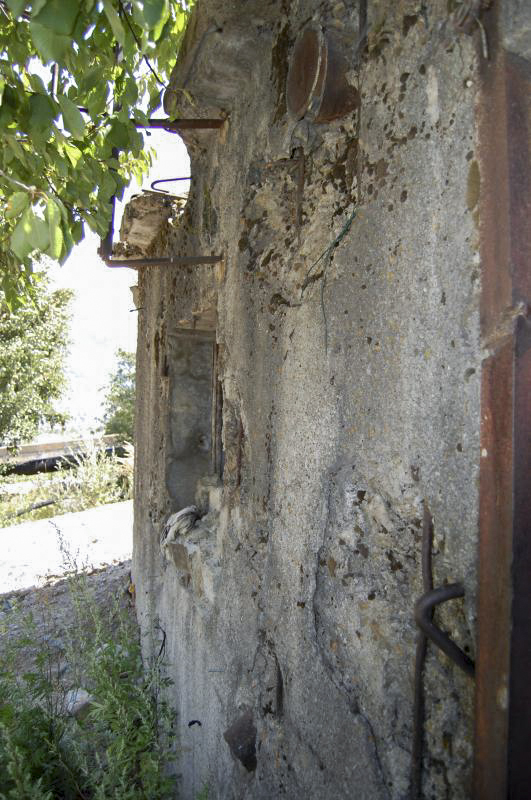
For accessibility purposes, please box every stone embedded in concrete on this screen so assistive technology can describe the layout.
[64,687,93,720]
[114,192,184,259]
[223,707,257,772]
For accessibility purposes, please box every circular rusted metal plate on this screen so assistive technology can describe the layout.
[286,24,360,124]
[286,26,324,120]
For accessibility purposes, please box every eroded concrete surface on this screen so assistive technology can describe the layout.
[131,2,529,797]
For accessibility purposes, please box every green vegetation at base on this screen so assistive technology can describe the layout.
[0,570,177,800]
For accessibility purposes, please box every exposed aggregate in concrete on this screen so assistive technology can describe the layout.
[131,1,495,797]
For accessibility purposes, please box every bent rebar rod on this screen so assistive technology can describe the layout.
[415,584,475,678]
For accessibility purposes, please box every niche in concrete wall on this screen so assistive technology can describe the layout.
[165,327,222,509]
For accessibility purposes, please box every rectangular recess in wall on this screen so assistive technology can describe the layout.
[165,327,223,508]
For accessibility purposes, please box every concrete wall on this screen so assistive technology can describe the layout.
[131,2,525,797]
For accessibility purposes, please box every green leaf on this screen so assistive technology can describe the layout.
[63,141,82,166]
[28,73,47,94]
[60,220,74,263]
[106,119,130,149]
[71,219,83,243]
[102,0,125,46]
[6,137,29,168]
[29,211,50,252]
[86,81,110,118]
[32,0,80,35]
[5,192,29,220]
[6,0,26,17]
[11,208,50,257]
[29,21,71,63]
[79,66,104,95]
[100,170,116,201]
[58,94,86,139]
[45,198,64,259]
[142,0,166,29]
[10,208,34,260]
[31,0,48,14]
[29,93,57,130]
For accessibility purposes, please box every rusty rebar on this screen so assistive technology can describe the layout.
[411,504,475,798]
[134,117,224,131]
[150,177,191,192]
[415,586,475,677]
[411,504,433,799]
[103,255,222,268]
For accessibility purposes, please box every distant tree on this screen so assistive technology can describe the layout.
[102,348,135,442]
[0,277,72,450]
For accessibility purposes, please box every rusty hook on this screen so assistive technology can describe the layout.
[151,177,191,193]
[415,584,475,677]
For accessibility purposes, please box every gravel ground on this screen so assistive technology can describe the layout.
[0,502,136,687]
[0,560,135,710]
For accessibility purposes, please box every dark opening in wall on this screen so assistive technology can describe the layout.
[165,326,223,509]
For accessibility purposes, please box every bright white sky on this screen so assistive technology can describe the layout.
[44,130,190,438]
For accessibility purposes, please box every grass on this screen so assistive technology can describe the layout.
[0,445,133,528]
[0,555,177,800]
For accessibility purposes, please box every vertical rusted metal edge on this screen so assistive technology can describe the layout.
[505,50,531,798]
[474,4,531,796]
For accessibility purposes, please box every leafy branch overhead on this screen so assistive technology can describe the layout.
[0,0,190,306]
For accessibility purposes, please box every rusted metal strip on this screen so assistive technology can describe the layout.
[474,6,531,797]
[135,117,225,131]
[104,255,222,268]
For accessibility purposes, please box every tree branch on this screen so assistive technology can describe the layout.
[117,0,167,87]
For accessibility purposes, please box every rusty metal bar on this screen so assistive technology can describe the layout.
[411,506,475,798]
[135,117,225,131]
[410,504,433,800]
[473,4,531,797]
[103,255,222,268]
[151,177,191,192]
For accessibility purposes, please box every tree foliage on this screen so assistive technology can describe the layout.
[0,277,72,450]
[0,0,190,307]
[102,348,135,441]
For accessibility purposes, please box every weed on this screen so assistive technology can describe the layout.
[0,563,176,800]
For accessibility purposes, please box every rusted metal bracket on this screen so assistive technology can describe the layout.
[96,116,224,267]
[99,193,222,269]
[415,584,475,677]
